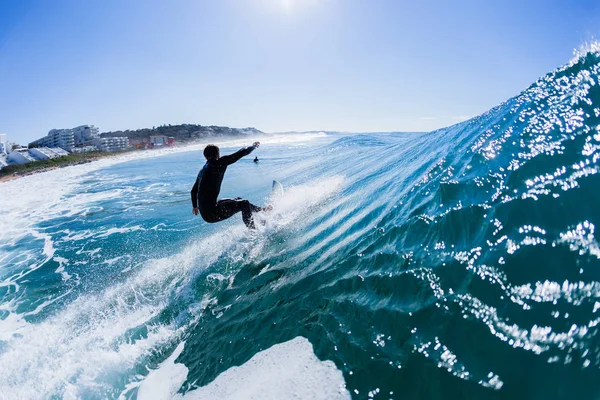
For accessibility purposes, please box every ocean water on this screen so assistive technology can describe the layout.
[2,47,600,399]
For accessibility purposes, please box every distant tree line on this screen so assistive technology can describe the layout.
[100,124,263,142]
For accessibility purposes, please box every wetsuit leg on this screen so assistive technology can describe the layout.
[207,198,263,228]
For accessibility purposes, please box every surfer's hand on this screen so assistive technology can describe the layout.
[253,141,260,148]
[192,207,199,216]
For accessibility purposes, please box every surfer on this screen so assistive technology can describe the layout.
[191,142,269,229]
[253,156,259,163]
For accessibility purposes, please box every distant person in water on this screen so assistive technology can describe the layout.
[253,156,259,163]
[191,142,269,229]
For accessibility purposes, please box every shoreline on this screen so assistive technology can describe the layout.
[0,151,129,183]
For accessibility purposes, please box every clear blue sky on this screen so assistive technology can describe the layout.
[0,0,598,144]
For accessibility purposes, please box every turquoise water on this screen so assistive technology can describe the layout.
[2,48,600,399]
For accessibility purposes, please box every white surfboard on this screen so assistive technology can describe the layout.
[271,180,284,200]
[255,180,284,229]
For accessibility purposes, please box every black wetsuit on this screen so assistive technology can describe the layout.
[191,146,263,228]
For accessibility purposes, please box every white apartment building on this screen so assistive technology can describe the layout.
[73,125,100,145]
[29,147,66,161]
[30,129,76,151]
[93,137,129,152]
[8,149,36,164]
[0,154,8,170]
[70,146,97,153]
[29,125,98,151]
[30,125,128,152]
[0,133,7,154]
[51,147,70,156]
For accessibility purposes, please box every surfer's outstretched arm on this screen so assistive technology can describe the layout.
[219,142,260,166]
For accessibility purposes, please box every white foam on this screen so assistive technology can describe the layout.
[96,225,145,238]
[255,175,345,233]
[0,300,28,341]
[0,227,248,398]
[136,342,188,400]
[54,256,72,280]
[137,337,350,400]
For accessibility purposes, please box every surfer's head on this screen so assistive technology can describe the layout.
[204,144,220,160]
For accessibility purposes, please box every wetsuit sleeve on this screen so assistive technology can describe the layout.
[191,178,199,208]
[219,146,256,166]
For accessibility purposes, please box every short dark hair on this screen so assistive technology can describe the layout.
[204,144,220,160]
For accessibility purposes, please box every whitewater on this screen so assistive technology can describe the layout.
[1,47,600,399]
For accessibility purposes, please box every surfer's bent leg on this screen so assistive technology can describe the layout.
[210,198,263,229]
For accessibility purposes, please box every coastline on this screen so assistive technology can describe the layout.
[0,161,93,183]
[0,151,124,183]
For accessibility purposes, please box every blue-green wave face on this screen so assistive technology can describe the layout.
[2,47,600,399]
